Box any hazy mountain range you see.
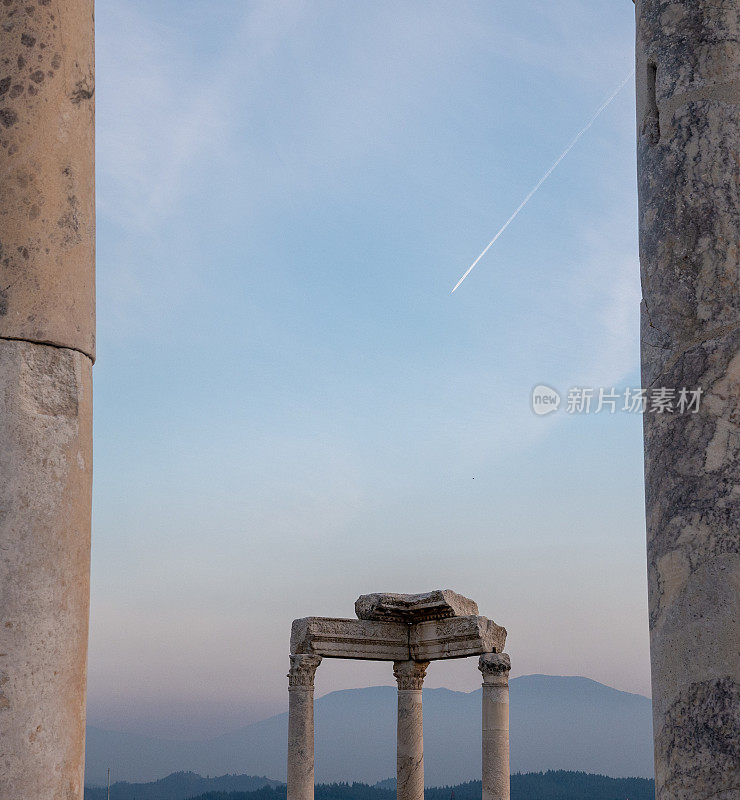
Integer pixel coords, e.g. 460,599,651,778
86,675,654,787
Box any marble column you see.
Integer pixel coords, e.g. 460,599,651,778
0,2,95,800
635,2,739,798
479,654,510,800
393,660,429,800
287,654,322,800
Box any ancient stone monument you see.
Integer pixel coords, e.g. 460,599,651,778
288,591,511,800
635,1,739,798
0,2,95,799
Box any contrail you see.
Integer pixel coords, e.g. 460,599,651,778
451,70,634,294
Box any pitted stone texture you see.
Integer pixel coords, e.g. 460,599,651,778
355,589,478,623
0,339,92,800
654,677,739,800
636,0,739,390
410,616,506,660
636,2,739,798
0,0,95,359
290,617,409,661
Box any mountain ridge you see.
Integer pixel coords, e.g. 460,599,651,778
86,675,654,786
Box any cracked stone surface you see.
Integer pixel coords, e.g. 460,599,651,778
0,0,95,360
636,1,739,797
0,3,94,799
0,339,92,800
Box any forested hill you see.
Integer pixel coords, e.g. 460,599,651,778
83,772,281,800
86,772,655,800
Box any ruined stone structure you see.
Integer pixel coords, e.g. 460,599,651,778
288,591,511,800
635,2,739,798
0,2,95,799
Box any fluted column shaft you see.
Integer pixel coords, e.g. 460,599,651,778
287,654,322,800
479,653,511,800
393,660,429,800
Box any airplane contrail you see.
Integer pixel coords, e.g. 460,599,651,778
451,70,635,294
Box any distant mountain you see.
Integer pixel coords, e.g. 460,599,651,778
85,675,654,786
86,772,656,800
84,772,281,800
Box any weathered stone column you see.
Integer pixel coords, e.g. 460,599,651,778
287,654,322,800
479,654,510,800
0,2,95,800
393,660,429,800
635,2,739,798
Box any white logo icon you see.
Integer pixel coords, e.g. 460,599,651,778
531,385,561,416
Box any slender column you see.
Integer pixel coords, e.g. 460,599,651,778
287,654,322,800
635,3,739,798
479,653,510,800
393,660,429,800
0,2,95,799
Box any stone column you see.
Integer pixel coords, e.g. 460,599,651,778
393,660,429,800
0,3,95,800
287,654,322,800
479,654,510,800
635,3,739,798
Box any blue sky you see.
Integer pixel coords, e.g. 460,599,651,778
88,0,647,739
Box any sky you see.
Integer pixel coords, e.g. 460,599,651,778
88,0,648,740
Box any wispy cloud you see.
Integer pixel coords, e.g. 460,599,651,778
97,0,633,232
97,1,309,230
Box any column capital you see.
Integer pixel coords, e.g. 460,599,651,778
287,654,322,688
393,660,429,690
478,652,511,685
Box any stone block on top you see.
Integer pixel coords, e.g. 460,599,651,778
354,589,479,623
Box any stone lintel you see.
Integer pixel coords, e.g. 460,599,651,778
355,589,478,623
409,615,506,660
290,617,409,661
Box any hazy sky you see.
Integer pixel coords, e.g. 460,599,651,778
89,0,647,740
